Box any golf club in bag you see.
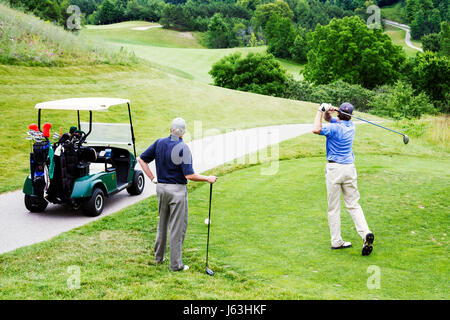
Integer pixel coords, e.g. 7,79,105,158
205,183,214,276
338,110,410,144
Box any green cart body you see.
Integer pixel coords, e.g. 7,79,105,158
23,98,145,216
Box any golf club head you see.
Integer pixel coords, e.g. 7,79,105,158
403,135,409,145
205,267,214,276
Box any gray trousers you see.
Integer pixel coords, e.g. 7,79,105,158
154,183,189,271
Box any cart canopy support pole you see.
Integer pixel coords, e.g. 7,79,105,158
127,103,137,157
38,109,42,131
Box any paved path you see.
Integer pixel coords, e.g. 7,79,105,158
0,124,312,254
384,19,423,52
131,25,162,31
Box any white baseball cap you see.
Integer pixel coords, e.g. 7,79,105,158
171,117,186,138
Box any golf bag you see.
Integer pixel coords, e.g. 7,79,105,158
30,141,50,198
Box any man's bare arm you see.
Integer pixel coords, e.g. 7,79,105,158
138,157,155,181
312,111,323,135
185,174,217,184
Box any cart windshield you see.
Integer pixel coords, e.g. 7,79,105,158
80,122,133,147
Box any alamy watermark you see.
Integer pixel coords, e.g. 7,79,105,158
366,5,382,30
67,265,81,290
169,121,281,176
367,265,381,289
66,5,82,31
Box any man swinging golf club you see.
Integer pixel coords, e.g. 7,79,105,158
312,103,375,256
138,118,217,271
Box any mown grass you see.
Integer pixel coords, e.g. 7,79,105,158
85,21,206,49
0,63,317,193
82,22,305,83
0,124,448,299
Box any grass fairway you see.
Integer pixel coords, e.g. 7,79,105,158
0,63,315,193
82,22,305,83
0,125,448,299
85,21,206,49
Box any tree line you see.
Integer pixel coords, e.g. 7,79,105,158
210,16,450,117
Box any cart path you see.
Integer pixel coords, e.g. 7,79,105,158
131,24,162,31
384,19,423,52
0,123,312,254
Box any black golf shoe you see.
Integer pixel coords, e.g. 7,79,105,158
362,233,375,256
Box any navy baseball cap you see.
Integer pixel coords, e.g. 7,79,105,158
339,102,354,115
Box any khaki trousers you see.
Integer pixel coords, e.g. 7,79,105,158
325,163,371,247
155,183,189,271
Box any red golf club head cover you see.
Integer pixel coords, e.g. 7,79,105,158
43,122,52,138
29,123,39,132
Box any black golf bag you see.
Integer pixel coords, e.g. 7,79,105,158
29,141,50,198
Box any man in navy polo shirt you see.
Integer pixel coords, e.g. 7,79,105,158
138,118,217,271
312,103,374,256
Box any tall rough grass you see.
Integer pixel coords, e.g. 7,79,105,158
397,115,450,152
0,3,137,66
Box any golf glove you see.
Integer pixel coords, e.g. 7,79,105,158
152,177,158,184
319,103,332,112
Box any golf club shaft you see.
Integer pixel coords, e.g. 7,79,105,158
206,183,213,267
338,110,407,137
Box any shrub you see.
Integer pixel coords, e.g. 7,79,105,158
209,52,290,97
369,81,435,119
284,79,375,112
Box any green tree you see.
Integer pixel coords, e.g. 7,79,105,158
304,16,406,89
410,51,450,112
422,33,441,53
441,21,450,56
264,14,296,59
290,25,308,63
97,0,120,24
252,0,294,29
206,13,232,48
209,52,290,97
237,0,262,11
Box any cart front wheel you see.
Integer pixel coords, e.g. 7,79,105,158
127,170,145,196
82,188,105,217
24,195,48,212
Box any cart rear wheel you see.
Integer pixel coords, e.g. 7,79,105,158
127,170,145,195
82,188,105,217
24,195,48,212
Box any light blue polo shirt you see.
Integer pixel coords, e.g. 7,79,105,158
319,118,355,164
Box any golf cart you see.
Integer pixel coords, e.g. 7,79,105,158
23,98,145,216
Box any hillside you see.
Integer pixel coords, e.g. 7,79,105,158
82,21,305,82
0,3,136,66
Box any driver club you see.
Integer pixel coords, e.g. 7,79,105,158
205,183,214,276
337,110,409,144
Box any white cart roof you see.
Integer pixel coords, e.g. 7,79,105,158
35,98,130,111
